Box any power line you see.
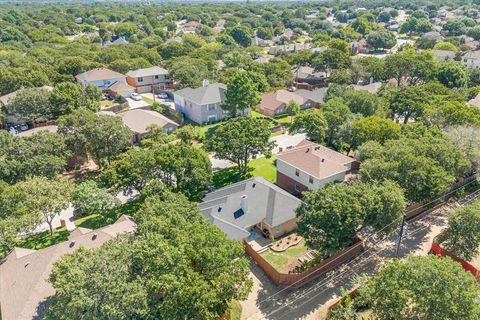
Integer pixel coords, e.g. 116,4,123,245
248,177,479,319
254,175,477,308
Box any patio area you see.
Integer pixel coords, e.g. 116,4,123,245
260,237,311,273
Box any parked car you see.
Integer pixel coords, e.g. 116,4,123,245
131,92,142,101
19,123,29,131
158,92,168,99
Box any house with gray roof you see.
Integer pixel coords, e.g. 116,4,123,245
295,87,328,106
117,109,179,143
174,82,241,124
198,177,302,241
462,50,480,69
432,49,456,61
0,215,136,320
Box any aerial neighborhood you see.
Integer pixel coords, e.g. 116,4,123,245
1,1,480,320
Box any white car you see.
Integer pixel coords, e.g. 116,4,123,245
130,93,142,101
157,92,168,99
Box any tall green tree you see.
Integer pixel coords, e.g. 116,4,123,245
442,199,480,261
205,117,274,176
222,71,260,116
296,181,405,255
17,177,73,236
46,191,252,319
319,98,352,147
290,109,327,142
366,30,396,50
0,131,70,184
72,180,118,218
229,26,252,47
436,61,469,89
361,256,480,320
9,87,53,123
348,116,401,150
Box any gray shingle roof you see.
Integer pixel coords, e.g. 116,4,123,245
174,83,226,105
295,88,327,104
126,66,169,78
0,215,136,320
199,177,301,241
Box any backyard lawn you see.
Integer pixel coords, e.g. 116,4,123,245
260,239,309,273
212,156,276,188
1,200,141,256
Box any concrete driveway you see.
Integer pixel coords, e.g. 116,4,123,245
271,133,306,154
126,97,149,109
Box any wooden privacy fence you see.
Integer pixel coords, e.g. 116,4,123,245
406,173,478,221
244,238,364,289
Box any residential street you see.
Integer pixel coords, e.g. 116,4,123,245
241,204,456,320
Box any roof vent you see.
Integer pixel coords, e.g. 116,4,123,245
218,207,222,212
69,240,76,248
24,262,30,268
202,79,210,87
306,148,310,153
252,183,256,188
321,158,325,162
92,233,97,240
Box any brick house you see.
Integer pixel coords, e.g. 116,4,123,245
198,177,302,241
257,89,313,117
276,140,359,196
126,66,173,93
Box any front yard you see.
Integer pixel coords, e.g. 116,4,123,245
260,238,309,273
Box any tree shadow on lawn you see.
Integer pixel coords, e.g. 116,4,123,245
213,167,253,189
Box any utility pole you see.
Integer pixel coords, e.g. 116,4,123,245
395,215,407,257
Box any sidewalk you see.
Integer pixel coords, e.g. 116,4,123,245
241,204,456,320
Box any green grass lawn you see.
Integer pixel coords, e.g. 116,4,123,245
15,228,70,251
212,156,276,188
260,240,308,273
1,200,141,257
229,301,242,320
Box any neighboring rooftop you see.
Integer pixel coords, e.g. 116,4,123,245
0,86,53,106
294,66,327,80
174,82,226,105
352,81,382,94
16,125,58,137
0,215,136,320
198,177,301,241
126,66,169,78
295,88,327,104
464,50,480,60
277,140,356,180
258,89,308,112
76,67,126,82
117,109,179,134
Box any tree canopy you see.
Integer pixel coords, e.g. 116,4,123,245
360,256,480,320
46,191,252,319
205,117,274,176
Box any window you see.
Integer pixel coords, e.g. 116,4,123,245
309,176,314,184
137,77,144,82
207,115,217,122
155,75,159,79
295,169,300,177
294,184,301,192
208,104,216,111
